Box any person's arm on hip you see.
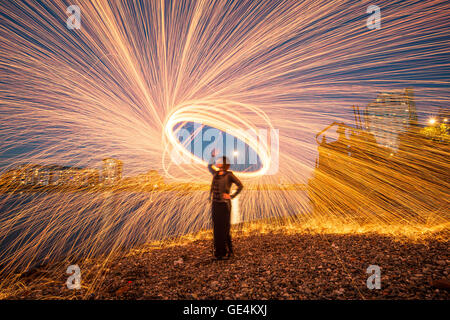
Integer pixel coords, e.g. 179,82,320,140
229,173,243,199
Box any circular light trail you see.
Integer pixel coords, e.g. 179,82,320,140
163,101,277,179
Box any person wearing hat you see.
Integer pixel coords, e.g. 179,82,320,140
208,149,243,260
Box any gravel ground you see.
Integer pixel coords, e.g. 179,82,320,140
5,232,449,300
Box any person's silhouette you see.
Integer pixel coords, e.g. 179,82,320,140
208,150,243,260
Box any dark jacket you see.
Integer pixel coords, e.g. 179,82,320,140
208,160,243,202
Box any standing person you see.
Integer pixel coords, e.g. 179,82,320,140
208,150,243,260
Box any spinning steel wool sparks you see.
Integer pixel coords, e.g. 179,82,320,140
0,0,448,295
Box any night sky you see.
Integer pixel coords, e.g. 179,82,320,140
0,0,448,176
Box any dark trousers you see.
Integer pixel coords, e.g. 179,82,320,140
212,201,232,258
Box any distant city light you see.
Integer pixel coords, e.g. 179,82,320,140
428,118,437,125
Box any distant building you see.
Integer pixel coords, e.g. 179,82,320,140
3,164,45,186
365,88,417,152
0,164,99,188
102,158,123,184
64,168,100,187
135,170,164,187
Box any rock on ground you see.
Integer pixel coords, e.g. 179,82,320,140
4,232,449,300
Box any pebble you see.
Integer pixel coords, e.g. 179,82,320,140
7,232,449,300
